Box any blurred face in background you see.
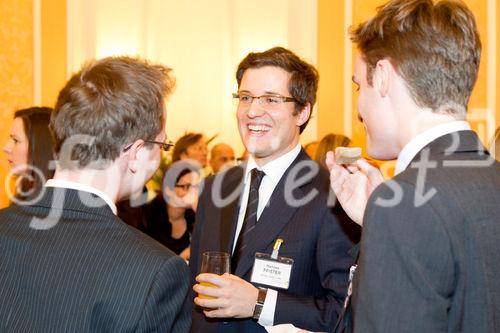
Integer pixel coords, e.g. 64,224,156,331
3,117,29,175
182,138,208,167
174,171,199,197
167,170,201,210
210,144,235,173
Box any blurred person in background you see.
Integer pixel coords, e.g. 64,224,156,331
140,162,201,261
304,140,318,159
172,132,208,168
209,142,235,174
3,107,54,201
314,133,351,170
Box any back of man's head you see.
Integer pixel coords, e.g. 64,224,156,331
351,0,481,118
210,143,235,173
235,47,319,133
51,56,175,169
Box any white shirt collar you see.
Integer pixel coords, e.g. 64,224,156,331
395,121,471,175
244,143,302,185
45,179,118,215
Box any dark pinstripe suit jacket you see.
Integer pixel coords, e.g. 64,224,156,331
351,131,500,332
0,187,191,332
190,149,360,333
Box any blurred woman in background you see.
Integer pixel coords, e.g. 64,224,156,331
3,107,54,201
140,162,201,261
314,133,351,169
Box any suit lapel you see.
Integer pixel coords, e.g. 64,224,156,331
234,150,315,277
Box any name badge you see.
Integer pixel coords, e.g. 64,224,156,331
250,252,293,289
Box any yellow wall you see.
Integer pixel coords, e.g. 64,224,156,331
497,0,500,134
41,0,67,107
317,0,345,138
0,0,34,207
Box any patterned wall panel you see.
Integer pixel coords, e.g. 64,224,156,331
0,0,33,207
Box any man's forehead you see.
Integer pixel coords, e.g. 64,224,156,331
240,66,291,86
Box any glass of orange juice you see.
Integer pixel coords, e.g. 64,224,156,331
199,251,230,299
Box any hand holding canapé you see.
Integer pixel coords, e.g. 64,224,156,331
325,150,383,226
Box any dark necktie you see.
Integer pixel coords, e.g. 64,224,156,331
231,168,266,272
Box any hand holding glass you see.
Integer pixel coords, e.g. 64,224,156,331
199,251,230,299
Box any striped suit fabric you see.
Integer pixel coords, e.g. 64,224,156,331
0,187,191,332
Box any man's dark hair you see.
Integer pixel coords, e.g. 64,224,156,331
171,132,204,162
14,107,54,197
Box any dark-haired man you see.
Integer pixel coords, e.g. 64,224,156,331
0,57,190,332
190,47,359,332
327,0,500,332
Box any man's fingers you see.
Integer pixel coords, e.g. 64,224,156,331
325,151,336,171
357,159,383,184
193,283,222,299
203,308,230,318
194,295,225,309
330,171,349,196
196,273,218,283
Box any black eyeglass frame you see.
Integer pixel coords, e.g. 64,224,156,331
123,140,174,152
174,183,199,191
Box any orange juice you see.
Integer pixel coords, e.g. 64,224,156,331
199,282,217,299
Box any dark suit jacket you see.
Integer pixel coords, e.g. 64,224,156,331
0,187,191,332
190,149,360,333
351,131,500,332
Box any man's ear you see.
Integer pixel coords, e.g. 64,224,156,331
296,103,311,128
124,139,145,173
374,59,393,97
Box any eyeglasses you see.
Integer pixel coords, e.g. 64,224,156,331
232,93,296,109
174,183,199,191
123,140,174,152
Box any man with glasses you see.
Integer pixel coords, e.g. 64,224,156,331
0,57,191,332
190,47,359,332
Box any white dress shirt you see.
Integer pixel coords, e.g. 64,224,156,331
232,143,301,329
45,179,118,215
395,121,471,175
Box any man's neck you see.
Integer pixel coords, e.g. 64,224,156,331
52,167,122,203
398,110,460,149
